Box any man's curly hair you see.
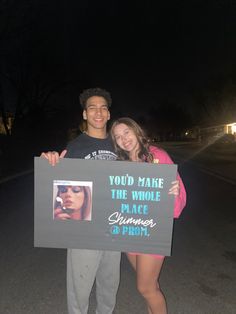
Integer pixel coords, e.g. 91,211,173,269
79,87,112,109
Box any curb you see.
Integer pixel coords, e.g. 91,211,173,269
0,169,33,185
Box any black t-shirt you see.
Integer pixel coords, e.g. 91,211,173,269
65,133,117,160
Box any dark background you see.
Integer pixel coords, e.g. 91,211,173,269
1,0,236,153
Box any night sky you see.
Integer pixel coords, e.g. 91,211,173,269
1,0,236,133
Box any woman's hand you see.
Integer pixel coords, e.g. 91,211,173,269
168,180,180,196
40,150,67,166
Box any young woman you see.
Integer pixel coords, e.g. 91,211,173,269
54,185,92,221
110,117,186,314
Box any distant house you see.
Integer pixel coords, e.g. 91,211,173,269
185,122,236,143
199,122,236,142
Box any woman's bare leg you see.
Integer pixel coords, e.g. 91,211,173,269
127,254,152,313
127,253,167,314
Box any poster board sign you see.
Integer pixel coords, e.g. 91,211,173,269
34,157,177,256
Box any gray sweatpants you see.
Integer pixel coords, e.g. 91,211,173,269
67,248,121,314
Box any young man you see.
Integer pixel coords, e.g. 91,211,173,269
41,88,121,314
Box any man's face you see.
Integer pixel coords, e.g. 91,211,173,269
83,96,110,132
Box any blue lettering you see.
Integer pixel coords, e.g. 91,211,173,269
122,226,149,236
132,190,160,201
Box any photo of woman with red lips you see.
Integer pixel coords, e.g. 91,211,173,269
53,183,92,221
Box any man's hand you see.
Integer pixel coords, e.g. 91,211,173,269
40,150,67,166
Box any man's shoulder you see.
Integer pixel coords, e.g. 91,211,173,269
65,133,88,158
67,133,86,147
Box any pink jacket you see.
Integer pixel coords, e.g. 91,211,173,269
149,145,186,218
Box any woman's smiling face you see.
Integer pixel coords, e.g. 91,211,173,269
112,123,140,155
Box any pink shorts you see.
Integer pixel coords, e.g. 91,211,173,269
127,252,164,259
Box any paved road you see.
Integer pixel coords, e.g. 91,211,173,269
0,157,235,313
160,142,236,185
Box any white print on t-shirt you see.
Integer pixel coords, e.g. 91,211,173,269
84,150,117,161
